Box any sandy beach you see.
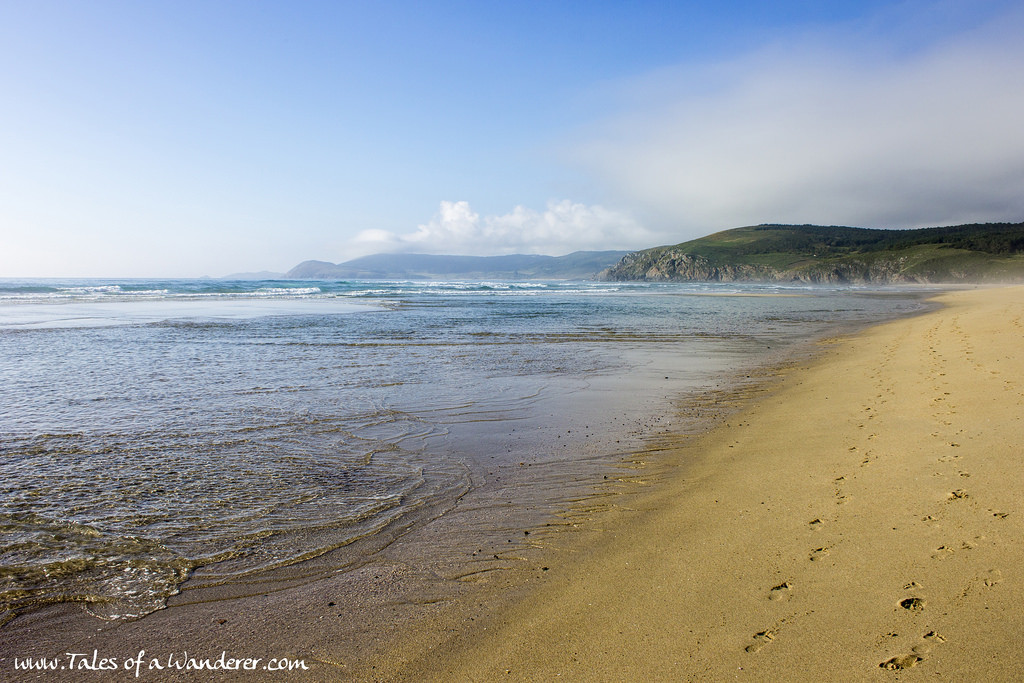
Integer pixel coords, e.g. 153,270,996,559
3,285,1022,682
388,284,1024,681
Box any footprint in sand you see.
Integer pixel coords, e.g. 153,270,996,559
880,631,945,670
768,581,793,601
744,629,776,653
809,547,830,562
983,569,1002,587
913,630,946,653
879,654,922,670
899,597,926,612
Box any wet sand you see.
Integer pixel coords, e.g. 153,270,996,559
392,285,1024,680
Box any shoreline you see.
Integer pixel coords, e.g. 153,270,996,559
0,306,806,681
0,286,954,681
386,284,1024,680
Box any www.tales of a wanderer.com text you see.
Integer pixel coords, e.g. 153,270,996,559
10,649,309,676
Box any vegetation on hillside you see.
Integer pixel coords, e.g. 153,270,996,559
600,222,1024,284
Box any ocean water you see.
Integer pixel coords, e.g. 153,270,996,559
0,278,928,624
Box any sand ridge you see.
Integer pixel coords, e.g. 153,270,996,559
398,285,1024,681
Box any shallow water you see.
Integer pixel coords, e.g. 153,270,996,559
0,279,928,623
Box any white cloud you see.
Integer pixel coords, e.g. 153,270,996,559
570,5,1024,235
349,200,654,256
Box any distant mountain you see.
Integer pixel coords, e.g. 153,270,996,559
286,251,630,280
599,222,1024,284
221,270,287,280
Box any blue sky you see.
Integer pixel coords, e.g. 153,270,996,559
2,0,1023,276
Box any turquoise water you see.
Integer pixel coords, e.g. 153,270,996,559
0,278,927,623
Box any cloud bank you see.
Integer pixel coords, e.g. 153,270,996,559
571,5,1024,235
350,200,653,256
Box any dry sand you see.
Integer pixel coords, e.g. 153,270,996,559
393,285,1024,681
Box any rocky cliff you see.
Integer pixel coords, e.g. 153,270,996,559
599,223,1024,284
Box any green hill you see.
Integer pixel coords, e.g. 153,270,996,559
599,223,1024,284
